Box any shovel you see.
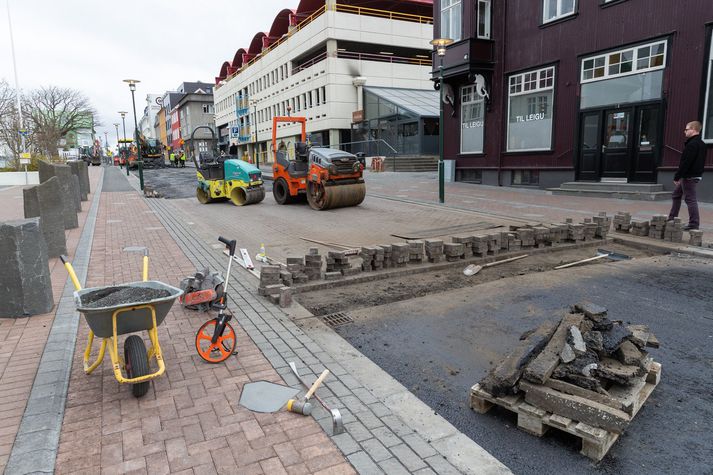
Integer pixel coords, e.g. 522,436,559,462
289,362,345,435
555,248,631,270
463,254,529,276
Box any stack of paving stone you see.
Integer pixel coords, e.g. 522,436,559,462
408,240,426,263
286,257,309,284
326,251,351,274
648,215,668,239
391,243,410,267
515,227,535,247
373,246,386,269
689,230,703,246
532,226,551,248
581,218,598,241
566,222,585,242
663,219,683,243
504,232,522,251
279,269,293,286
629,219,650,236
258,265,283,297
304,248,323,280
378,245,393,269
360,246,377,272
487,233,501,254
472,234,490,256
593,213,611,238
499,231,511,250
425,239,444,263
452,236,474,258
444,242,464,261
613,212,632,232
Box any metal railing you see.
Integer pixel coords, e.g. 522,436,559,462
334,3,433,24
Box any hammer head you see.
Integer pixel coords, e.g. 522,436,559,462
286,399,313,416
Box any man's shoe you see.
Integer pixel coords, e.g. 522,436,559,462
684,224,699,231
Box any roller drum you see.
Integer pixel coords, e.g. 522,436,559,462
196,187,213,204
230,186,265,206
308,182,366,210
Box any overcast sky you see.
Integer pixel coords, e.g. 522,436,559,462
0,0,290,148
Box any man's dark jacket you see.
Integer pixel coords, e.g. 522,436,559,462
674,134,707,181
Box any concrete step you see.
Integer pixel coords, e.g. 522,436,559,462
560,182,665,192
381,156,439,172
547,187,672,201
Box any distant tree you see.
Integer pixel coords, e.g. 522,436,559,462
26,86,98,159
0,79,27,166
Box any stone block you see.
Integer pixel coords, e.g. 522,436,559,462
279,287,292,307
40,163,79,229
0,218,54,317
71,174,82,212
67,160,88,201
23,177,67,257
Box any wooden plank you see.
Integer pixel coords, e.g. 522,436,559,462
519,381,631,433
479,319,558,397
544,378,628,413
523,313,584,384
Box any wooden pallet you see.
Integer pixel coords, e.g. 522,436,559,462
469,361,661,461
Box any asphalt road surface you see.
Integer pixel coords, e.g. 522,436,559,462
335,254,713,475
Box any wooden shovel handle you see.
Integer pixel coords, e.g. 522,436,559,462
554,254,608,270
305,370,330,400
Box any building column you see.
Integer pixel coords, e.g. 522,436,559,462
328,129,340,148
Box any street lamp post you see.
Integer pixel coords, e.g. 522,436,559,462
430,37,453,204
103,131,109,162
113,123,120,166
123,79,143,191
118,111,128,172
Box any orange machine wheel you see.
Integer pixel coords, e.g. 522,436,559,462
195,319,236,363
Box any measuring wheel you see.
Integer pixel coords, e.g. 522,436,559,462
124,335,151,397
195,319,236,363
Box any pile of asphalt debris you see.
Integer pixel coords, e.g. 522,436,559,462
480,302,659,399
80,286,171,309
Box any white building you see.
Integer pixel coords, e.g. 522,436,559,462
213,0,434,163
139,94,163,139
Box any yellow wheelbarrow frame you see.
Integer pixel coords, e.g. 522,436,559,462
61,250,180,393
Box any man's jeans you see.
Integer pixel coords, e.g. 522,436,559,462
668,178,701,227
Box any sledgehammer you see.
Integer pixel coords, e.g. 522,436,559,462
286,369,330,416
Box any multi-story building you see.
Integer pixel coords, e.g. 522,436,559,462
159,83,214,153
433,0,713,199
139,94,163,139
213,0,435,164
176,91,216,158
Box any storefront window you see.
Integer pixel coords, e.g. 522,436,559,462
441,0,462,42
703,33,713,142
461,85,484,154
581,40,667,83
507,66,555,152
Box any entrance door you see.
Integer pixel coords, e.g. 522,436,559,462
601,109,632,179
577,112,601,181
631,106,660,182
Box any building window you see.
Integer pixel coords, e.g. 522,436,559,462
581,40,666,83
512,170,540,185
704,32,713,142
477,0,491,39
441,0,462,42
542,0,576,24
460,85,485,154
507,66,555,152
455,169,482,183
321,86,327,104
202,104,212,114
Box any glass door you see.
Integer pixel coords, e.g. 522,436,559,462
601,109,632,179
631,105,660,182
577,112,601,181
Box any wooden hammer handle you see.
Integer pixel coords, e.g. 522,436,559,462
305,370,330,400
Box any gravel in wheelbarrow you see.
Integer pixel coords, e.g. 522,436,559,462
74,281,183,338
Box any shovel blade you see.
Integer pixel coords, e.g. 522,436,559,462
463,264,482,276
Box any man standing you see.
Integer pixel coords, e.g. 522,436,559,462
668,121,707,230
169,150,175,168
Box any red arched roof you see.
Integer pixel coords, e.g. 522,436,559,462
248,32,267,55
218,61,230,79
295,0,324,18
268,9,294,39
232,48,247,68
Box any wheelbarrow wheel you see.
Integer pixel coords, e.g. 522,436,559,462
125,335,150,397
195,319,236,363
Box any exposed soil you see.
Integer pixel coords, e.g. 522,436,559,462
296,244,660,316
80,286,171,308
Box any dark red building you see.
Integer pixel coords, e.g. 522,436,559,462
433,0,713,199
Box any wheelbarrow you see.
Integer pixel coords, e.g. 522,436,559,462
61,248,183,397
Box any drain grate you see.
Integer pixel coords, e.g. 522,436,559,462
320,312,353,328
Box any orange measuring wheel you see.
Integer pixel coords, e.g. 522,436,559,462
195,319,236,363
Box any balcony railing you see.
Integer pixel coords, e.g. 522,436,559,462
334,3,432,25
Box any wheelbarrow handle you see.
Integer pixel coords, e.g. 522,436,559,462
60,255,82,291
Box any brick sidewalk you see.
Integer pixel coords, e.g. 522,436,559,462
55,190,354,474
0,171,101,473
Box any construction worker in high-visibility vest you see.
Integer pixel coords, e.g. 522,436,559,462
179,150,186,168
169,151,176,167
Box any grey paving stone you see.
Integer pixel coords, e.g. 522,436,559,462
338,374,363,389
414,468,438,475
344,421,372,442
352,386,379,405
355,409,382,430
327,380,352,397
347,451,384,475
391,443,427,472
360,438,391,463
367,402,391,418
341,395,367,414
371,426,402,448
381,415,414,437
4,448,56,474
402,433,438,458
378,457,411,475
424,454,461,475
13,427,60,455
331,431,361,455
